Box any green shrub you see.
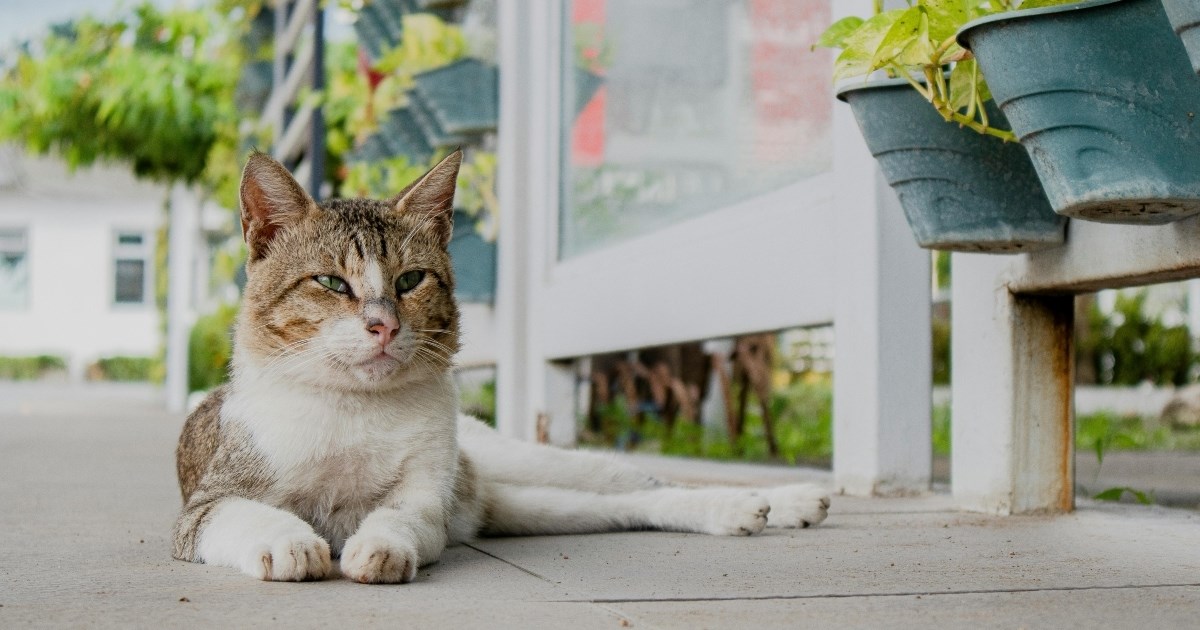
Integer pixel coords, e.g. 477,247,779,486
932,403,951,457
1086,291,1196,386
189,304,238,393
0,355,67,380
91,356,158,382
460,379,496,426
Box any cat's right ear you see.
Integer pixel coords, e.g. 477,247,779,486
239,152,316,260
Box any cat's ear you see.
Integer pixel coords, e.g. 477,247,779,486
239,151,317,259
390,150,462,247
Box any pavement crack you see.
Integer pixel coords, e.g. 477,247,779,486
569,582,1200,604
462,543,554,584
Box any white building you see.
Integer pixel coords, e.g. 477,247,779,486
0,147,166,379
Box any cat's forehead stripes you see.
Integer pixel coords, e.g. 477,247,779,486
361,257,387,298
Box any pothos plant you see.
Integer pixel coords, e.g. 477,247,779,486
815,0,1077,142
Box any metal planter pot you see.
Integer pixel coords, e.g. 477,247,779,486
1163,0,1200,75
959,0,1200,224
838,78,1065,253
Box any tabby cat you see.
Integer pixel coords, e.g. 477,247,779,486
171,151,830,583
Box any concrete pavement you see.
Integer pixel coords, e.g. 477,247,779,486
1,383,1198,628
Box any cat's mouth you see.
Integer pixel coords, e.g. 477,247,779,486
358,351,399,367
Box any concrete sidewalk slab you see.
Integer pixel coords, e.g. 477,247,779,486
2,384,1198,629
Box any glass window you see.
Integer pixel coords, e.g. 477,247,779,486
560,0,834,258
113,230,151,305
0,228,28,310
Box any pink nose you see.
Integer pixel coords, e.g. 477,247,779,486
366,318,399,347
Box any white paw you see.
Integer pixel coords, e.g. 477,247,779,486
340,534,418,584
704,491,771,536
762,484,831,529
246,533,331,581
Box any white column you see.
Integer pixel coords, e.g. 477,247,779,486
951,253,1074,514
165,184,198,414
832,166,932,496
495,0,558,441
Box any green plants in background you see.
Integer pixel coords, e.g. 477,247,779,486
89,356,159,382
188,303,239,393
0,355,67,380
1081,291,1195,387
0,3,244,189
582,380,834,466
459,379,496,427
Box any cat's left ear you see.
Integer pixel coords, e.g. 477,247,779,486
391,150,462,247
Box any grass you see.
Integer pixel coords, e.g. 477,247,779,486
581,379,833,466
582,380,1200,465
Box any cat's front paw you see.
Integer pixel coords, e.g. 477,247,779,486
762,484,831,529
703,491,770,536
340,535,419,584
248,533,332,581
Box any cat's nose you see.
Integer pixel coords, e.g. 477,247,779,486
366,317,399,347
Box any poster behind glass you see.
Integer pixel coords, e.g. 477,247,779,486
560,0,834,259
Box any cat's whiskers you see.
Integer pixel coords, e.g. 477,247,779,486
415,336,455,355
260,339,318,373
412,344,452,371
262,344,340,380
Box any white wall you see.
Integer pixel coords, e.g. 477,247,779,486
0,153,165,379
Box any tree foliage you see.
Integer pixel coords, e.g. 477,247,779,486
0,2,242,185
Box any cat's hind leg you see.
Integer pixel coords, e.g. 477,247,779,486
479,482,770,537
761,484,831,528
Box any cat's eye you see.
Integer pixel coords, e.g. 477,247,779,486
314,275,351,295
395,270,425,294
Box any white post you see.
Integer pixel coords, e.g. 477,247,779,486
165,184,198,414
951,253,1074,514
495,0,555,441
832,166,933,496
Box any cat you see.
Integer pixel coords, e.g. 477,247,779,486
171,150,831,583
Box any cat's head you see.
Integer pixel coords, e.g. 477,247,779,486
232,150,462,392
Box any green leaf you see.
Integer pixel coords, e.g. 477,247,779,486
922,0,972,43
814,16,864,50
871,7,926,71
832,10,902,81
1018,0,1079,8
1093,487,1153,505
948,58,991,111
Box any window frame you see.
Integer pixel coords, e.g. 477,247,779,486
111,229,153,308
0,226,30,311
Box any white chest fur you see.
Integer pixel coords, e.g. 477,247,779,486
221,372,459,549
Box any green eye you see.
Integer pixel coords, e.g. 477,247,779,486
395,270,425,294
315,275,351,295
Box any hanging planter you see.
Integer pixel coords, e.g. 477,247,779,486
959,0,1200,224
838,78,1065,253
1163,0,1200,75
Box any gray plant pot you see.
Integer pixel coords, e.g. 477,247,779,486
1163,0,1200,75
959,0,1200,224
838,78,1065,253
